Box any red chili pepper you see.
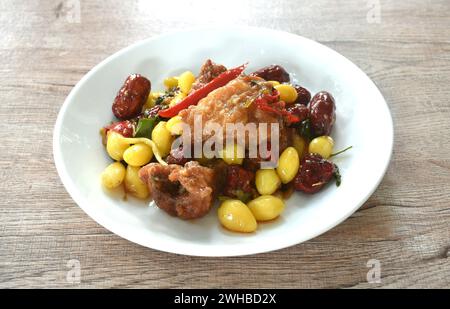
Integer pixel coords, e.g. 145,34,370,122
259,103,300,123
285,104,309,126
253,88,279,105
158,63,248,118
254,89,301,123
283,109,301,124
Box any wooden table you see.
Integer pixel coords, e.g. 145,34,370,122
1,0,449,288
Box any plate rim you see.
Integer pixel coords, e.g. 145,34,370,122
53,26,394,256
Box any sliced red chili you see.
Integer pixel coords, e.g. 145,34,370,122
285,104,309,126
254,89,301,123
158,63,248,118
253,88,280,106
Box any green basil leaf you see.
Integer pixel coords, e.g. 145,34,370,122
154,95,165,105
298,118,312,140
234,190,252,203
334,164,342,187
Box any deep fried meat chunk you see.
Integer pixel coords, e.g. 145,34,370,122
139,161,220,219
179,75,284,147
190,59,227,92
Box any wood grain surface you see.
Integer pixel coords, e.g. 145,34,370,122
1,0,449,288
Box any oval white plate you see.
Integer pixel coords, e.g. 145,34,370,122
53,27,393,256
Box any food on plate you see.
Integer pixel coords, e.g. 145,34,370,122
101,162,126,189
309,136,334,159
123,143,153,167
255,168,281,195
309,91,336,136
250,64,290,83
191,59,227,91
112,74,151,120
276,147,300,184
99,59,351,233
124,165,149,199
218,199,257,233
247,195,285,222
158,63,247,118
294,153,340,194
293,85,311,105
273,84,298,104
139,161,225,219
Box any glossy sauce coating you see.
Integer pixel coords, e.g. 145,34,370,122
251,64,290,83
294,153,338,193
309,91,336,136
112,74,151,120
293,85,311,105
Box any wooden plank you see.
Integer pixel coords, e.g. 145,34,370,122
0,0,449,288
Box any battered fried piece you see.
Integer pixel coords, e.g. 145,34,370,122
190,59,227,91
179,75,285,146
139,161,221,219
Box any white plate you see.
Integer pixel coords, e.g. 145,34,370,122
53,27,393,256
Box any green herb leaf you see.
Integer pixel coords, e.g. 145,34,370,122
298,118,312,140
154,95,165,105
134,117,157,138
218,195,230,202
334,164,341,187
234,190,252,203
155,89,178,106
330,145,353,157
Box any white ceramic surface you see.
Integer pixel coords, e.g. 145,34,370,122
53,27,393,256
